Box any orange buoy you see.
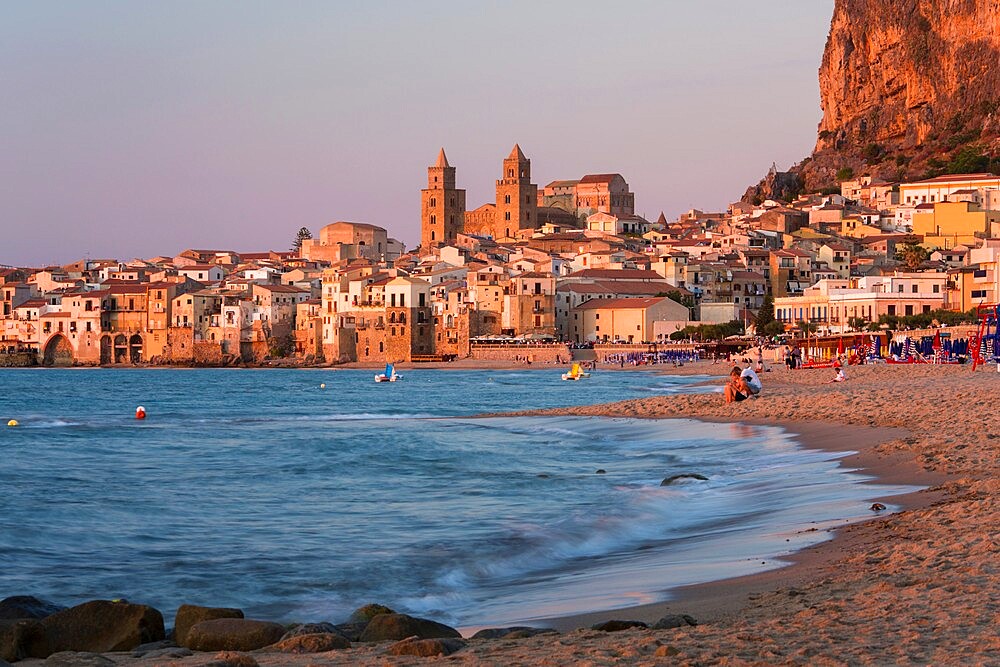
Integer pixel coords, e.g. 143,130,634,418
135,406,146,420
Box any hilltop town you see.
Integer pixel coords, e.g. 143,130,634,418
2,145,999,367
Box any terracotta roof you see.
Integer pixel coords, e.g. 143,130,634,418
576,297,669,310
905,173,999,185
565,269,664,280
579,173,622,184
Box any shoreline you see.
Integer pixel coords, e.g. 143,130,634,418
540,419,944,632
11,362,999,664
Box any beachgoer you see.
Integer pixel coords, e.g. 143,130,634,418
827,368,846,383
756,347,764,372
741,365,762,397
724,367,751,403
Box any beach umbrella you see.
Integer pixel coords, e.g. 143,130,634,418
872,334,882,358
837,336,845,355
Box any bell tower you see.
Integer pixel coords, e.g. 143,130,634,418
421,148,466,249
494,144,538,240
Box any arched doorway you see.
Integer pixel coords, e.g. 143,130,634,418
42,334,74,367
113,334,128,363
100,336,112,365
129,334,143,364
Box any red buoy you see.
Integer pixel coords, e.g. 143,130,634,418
135,406,146,420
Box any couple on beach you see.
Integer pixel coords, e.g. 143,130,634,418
724,365,762,403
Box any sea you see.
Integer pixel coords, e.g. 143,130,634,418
0,368,917,629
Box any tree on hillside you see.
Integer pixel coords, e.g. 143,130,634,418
894,243,930,270
291,227,313,254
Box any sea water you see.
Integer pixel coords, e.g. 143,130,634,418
0,368,915,627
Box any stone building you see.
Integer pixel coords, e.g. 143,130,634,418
464,145,538,240
421,148,466,249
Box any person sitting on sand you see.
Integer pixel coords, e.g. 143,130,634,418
826,367,846,383
724,367,751,403
740,364,763,397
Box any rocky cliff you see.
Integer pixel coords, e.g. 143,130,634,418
746,0,1000,200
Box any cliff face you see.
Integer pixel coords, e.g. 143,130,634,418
748,0,1000,199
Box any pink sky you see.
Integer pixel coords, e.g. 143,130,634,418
1,2,833,266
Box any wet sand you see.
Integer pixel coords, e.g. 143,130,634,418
29,361,1000,665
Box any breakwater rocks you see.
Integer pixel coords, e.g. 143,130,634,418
0,596,698,663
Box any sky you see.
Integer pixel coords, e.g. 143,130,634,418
1,1,834,266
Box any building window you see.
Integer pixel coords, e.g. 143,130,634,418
504,211,511,221
430,215,436,225
504,194,510,204
430,197,436,207
912,284,918,293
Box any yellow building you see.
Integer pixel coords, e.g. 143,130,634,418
574,296,690,344
911,201,1000,249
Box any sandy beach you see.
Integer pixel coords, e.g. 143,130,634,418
14,361,1000,666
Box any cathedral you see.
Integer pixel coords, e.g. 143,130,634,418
421,144,539,247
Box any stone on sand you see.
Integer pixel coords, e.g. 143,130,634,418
269,632,351,653
386,637,467,657
181,619,285,652
173,604,244,645
30,600,165,657
359,614,461,642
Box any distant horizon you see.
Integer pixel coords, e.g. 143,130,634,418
2,2,834,266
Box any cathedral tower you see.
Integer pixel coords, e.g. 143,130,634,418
494,144,538,240
421,148,466,248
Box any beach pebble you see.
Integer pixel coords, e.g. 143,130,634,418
660,473,709,486
1,619,42,662
204,650,258,667
386,637,467,657
652,614,698,629
347,603,396,624
0,596,65,621
41,651,114,666
359,613,461,642
32,600,164,657
270,632,350,653
139,647,194,659
131,638,179,657
471,626,559,640
591,620,649,632
654,645,681,657
174,604,244,646
182,619,285,652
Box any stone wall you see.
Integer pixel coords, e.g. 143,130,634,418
470,343,571,364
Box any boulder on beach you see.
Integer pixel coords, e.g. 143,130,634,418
269,632,350,653
591,620,648,632
347,603,396,624
29,600,164,658
333,622,369,642
653,614,697,629
386,637,466,657
359,614,461,642
660,473,708,486
1,619,43,662
470,626,559,640
279,622,341,641
173,604,244,646
0,596,65,621
181,619,285,652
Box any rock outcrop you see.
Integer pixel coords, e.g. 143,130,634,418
747,0,1000,198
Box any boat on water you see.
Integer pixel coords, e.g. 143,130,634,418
561,362,590,381
375,363,402,383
